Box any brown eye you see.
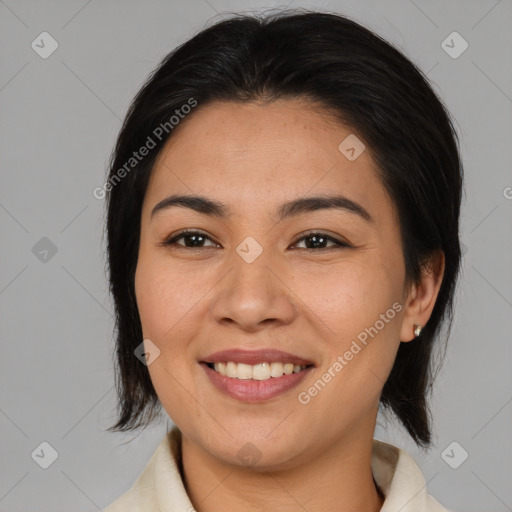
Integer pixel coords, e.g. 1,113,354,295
292,232,350,250
161,230,350,250
162,230,219,248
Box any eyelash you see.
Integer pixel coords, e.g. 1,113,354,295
160,229,351,251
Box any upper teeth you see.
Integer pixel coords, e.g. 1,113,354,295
212,362,307,380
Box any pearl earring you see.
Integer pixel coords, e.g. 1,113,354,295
413,324,423,337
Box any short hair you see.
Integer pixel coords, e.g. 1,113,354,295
105,9,463,447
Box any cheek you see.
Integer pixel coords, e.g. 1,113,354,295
295,258,402,343
134,253,208,422
135,252,206,341
291,259,404,408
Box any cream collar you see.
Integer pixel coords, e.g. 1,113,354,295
105,426,451,512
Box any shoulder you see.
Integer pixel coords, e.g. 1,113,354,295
372,438,452,512
103,428,188,512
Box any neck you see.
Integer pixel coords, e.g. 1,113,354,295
180,428,384,512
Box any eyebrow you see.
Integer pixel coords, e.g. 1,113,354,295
150,193,373,223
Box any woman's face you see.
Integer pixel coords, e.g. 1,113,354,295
135,99,428,469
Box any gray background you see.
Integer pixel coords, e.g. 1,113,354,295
1,0,511,510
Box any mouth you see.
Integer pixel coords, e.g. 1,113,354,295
203,361,313,380
199,349,315,402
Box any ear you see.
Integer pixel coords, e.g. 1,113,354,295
399,249,445,342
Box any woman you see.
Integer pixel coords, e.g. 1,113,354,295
103,9,462,511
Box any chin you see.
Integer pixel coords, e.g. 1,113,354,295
195,420,307,469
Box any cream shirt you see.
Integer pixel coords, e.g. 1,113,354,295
105,427,451,511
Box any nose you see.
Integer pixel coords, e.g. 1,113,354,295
210,248,297,332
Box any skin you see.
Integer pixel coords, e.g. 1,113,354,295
135,98,445,512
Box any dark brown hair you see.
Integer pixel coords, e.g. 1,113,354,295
105,9,463,447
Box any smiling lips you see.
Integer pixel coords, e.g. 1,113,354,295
201,349,315,402
211,361,308,380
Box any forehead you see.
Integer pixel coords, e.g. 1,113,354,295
146,99,391,220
